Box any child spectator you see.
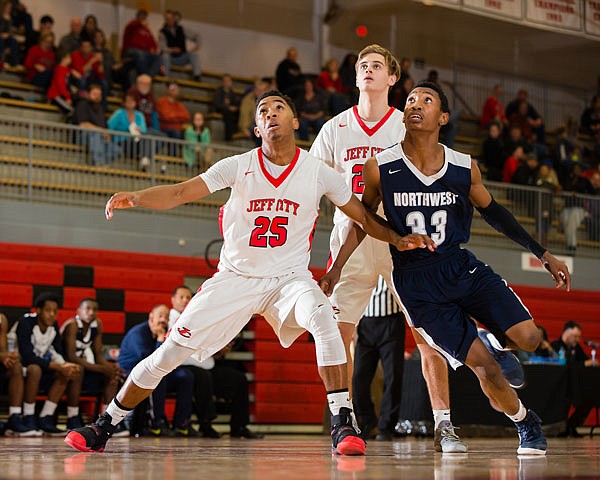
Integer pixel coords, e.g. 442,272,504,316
46,52,73,113
184,111,212,171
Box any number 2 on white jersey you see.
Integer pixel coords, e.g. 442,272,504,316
406,210,447,245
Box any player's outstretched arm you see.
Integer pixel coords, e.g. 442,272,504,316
105,176,211,219
469,160,571,291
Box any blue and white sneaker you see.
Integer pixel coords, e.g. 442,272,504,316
515,410,547,455
478,328,525,389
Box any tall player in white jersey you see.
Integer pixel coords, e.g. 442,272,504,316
311,44,467,452
65,90,434,456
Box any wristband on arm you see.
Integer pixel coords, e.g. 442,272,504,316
476,198,547,260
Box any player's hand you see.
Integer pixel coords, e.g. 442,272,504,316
541,252,571,291
319,267,342,297
60,362,81,379
105,192,136,220
395,234,437,252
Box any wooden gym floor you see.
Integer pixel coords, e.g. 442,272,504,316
0,435,598,479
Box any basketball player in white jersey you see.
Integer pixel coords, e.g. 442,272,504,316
65,90,434,455
311,44,467,452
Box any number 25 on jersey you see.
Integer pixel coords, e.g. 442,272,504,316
249,216,288,248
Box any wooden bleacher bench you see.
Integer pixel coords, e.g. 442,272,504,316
0,96,59,112
0,79,44,94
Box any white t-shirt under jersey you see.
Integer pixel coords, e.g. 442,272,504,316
200,147,352,278
310,106,405,240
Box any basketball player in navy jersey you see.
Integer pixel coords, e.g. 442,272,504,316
321,82,571,455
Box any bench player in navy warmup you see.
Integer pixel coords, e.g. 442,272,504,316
64,90,434,455
321,82,571,455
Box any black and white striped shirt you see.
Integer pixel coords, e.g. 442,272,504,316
363,276,401,318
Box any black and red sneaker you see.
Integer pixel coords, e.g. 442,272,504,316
64,412,116,452
331,407,366,456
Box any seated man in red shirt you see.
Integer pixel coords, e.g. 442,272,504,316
121,9,162,77
71,39,107,108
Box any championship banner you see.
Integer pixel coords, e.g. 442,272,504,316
585,0,600,35
464,0,524,19
526,0,583,30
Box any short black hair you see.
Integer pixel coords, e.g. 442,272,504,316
563,320,582,332
412,81,450,114
78,297,98,307
40,15,54,24
256,89,297,118
172,285,193,296
34,292,59,309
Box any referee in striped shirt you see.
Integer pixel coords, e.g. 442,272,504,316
352,276,406,441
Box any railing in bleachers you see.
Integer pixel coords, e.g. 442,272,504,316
0,115,598,256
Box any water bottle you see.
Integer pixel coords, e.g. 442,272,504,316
558,348,566,365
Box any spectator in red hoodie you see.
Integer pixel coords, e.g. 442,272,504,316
315,58,350,116
70,39,107,108
121,9,162,77
47,52,74,113
156,82,190,139
24,32,55,89
480,84,507,129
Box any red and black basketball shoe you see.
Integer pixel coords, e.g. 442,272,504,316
64,412,116,452
331,407,366,456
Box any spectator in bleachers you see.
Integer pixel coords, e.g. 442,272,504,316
156,81,190,139
57,17,81,59
502,145,525,183
0,311,38,436
480,84,507,129
73,84,121,166
389,57,411,110
184,111,212,172
79,14,98,44
128,74,163,136
561,164,596,252
159,9,201,81
553,118,583,185
108,92,151,171
535,161,561,244
275,47,304,100
505,88,544,143
168,287,262,439
17,292,82,435
121,9,162,78
238,78,268,145
61,299,122,421
580,95,600,137
503,123,532,159
213,73,240,141
46,52,73,113
296,77,326,142
118,304,194,436
507,100,534,142
339,52,358,106
481,121,504,181
511,152,539,186
587,171,600,242
93,29,118,92
9,1,32,42
70,38,106,105
316,58,350,116
551,320,598,437
24,14,53,54
0,1,21,67
24,31,55,88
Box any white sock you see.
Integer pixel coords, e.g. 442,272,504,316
433,409,451,429
506,401,527,423
327,389,351,416
40,401,58,417
9,406,22,416
23,402,35,416
67,406,79,418
106,399,133,426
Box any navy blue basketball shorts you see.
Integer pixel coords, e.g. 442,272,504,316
392,248,532,369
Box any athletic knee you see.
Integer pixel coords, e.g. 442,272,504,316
516,328,541,352
26,364,42,380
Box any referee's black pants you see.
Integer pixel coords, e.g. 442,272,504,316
352,313,406,433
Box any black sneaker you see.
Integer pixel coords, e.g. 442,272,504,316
67,415,85,430
5,414,41,437
64,412,116,452
331,408,366,456
39,415,66,437
200,423,222,438
230,426,263,439
515,410,547,455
